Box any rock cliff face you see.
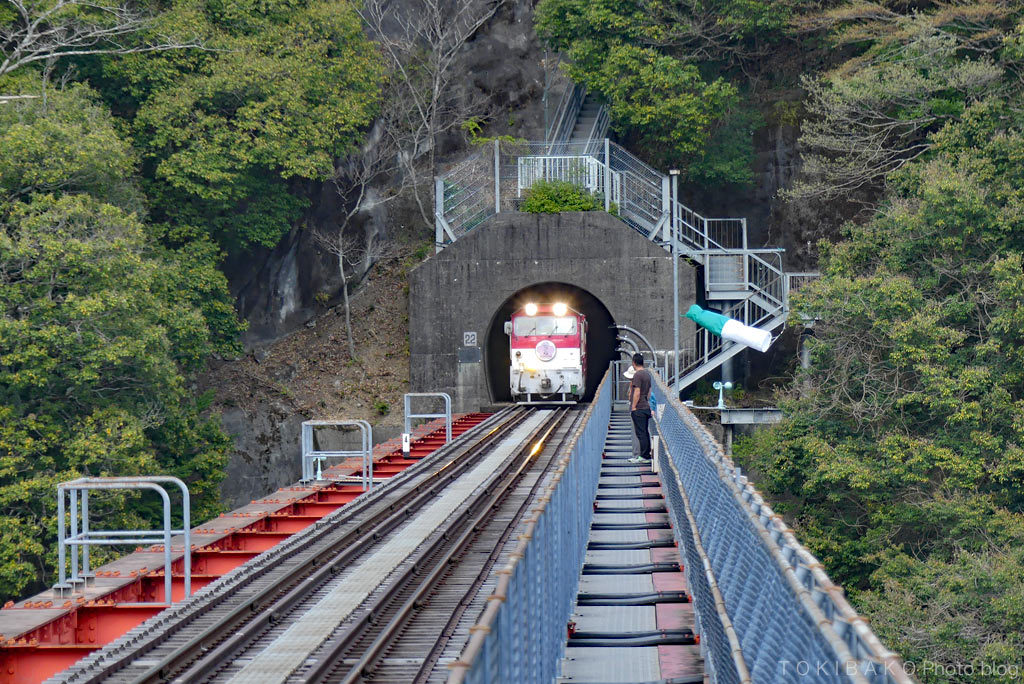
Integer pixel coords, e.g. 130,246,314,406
679,119,806,266
207,247,418,507
226,0,558,349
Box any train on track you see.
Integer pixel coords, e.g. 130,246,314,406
504,301,587,404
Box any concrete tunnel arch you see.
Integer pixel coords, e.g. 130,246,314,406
483,282,616,403
408,212,697,412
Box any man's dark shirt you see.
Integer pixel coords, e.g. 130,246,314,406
629,368,651,411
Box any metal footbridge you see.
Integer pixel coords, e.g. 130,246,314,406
0,369,911,683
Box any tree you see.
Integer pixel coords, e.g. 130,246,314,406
0,82,138,209
312,228,389,361
791,27,1002,201
787,4,1022,203
0,85,242,601
97,0,383,250
0,193,240,600
735,104,1024,680
535,0,758,185
360,0,505,227
0,0,201,87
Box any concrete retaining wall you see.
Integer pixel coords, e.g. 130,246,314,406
409,212,697,411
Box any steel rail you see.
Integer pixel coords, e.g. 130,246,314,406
140,407,536,684
63,407,525,684
303,407,578,684
408,405,584,684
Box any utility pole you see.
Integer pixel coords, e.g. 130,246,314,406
669,169,681,388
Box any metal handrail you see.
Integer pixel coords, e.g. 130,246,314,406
301,420,374,489
584,105,610,145
450,368,612,683
651,374,913,683
404,392,453,443
546,83,586,145
54,477,191,604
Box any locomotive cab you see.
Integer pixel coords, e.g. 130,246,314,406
504,302,587,404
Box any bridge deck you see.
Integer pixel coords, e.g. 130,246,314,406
559,407,703,683
0,414,490,684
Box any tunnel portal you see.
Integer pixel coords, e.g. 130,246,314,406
484,283,616,403
409,211,697,412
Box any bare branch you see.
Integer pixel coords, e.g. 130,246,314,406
0,94,40,103
312,227,392,361
0,0,203,82
359,0,505,228
786,26,1002,203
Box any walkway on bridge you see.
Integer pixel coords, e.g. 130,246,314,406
1,370,911,684
559,406,701,683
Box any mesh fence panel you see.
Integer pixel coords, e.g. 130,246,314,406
462,372,612,684
650,376,912,684
439,152,493,239
497,140,611,214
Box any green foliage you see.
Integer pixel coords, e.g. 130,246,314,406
787,3,1024,203
858,545,1024,680
521,180,604,213
0,85,140,211
590,44,741,167
0,85,243,602
687,104,761,187
96,0,382,249
735,106,1024,679
535,0,770,185
0,194,239,600
713,0,790,35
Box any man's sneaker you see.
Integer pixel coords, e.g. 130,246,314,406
628,456,649,464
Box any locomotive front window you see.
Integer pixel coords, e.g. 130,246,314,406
514,316,577,337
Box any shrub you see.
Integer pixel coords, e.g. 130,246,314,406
520,180,604,213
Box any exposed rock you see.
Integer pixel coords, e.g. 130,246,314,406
220,403,306,508
226,1,561,348
205,250,415,505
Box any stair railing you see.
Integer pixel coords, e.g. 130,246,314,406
545,83,586,146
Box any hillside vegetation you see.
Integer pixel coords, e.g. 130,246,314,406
535,1,1024,679
2,0,1024,678
0,0,378,600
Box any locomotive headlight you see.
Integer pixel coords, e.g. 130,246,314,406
552,302,568,317
524,302,538,316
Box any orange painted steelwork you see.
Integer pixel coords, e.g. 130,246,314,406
0,413,491,684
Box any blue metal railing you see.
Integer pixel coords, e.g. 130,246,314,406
450,370,612,684
650,374,913,684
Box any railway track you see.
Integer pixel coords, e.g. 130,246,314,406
305,406,582,684
53,405,579,684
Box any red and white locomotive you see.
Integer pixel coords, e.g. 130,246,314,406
504,301,587,404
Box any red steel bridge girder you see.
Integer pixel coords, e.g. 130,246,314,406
0,412,490,684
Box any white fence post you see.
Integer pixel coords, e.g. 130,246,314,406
603,138,611,213
434,177,445,252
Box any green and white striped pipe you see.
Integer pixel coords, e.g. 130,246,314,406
685,304,772,353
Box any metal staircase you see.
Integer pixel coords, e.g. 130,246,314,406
545,84,609,150
436,85,815,392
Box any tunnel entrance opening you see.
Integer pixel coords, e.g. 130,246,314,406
484,282,616,403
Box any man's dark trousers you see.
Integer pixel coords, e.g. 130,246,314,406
631,408,652,460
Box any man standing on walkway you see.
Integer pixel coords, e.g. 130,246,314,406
627,353,652,464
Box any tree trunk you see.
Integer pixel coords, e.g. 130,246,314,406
339,256,356,360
